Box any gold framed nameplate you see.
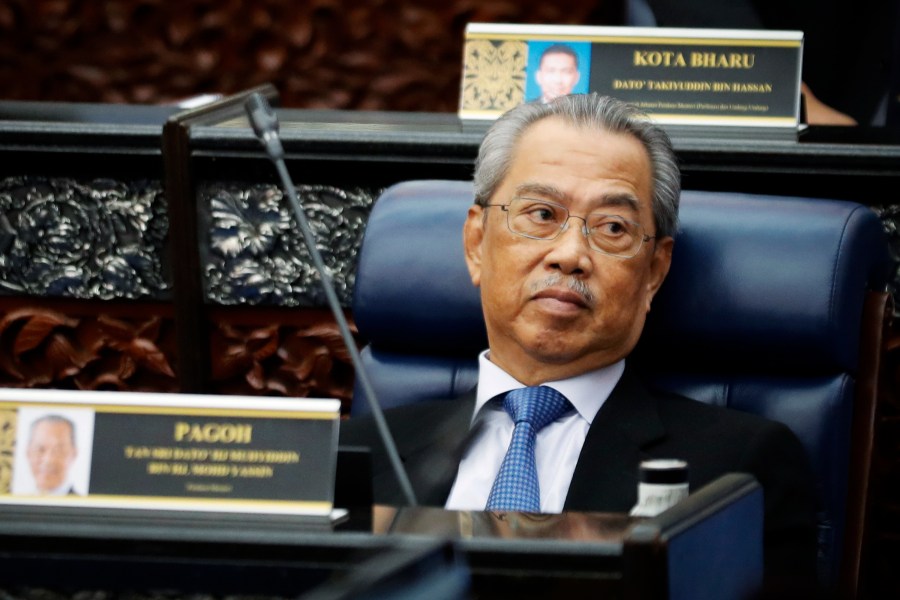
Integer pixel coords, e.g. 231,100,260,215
460,23,803,128
0,388,340,517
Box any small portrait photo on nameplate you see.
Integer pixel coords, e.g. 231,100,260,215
460,23,804,129
0,388,341,518
525,41,592,104
10,407,95,497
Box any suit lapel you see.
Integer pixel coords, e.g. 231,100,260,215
398,391,476,505
394,371,668,510
565,368,666,512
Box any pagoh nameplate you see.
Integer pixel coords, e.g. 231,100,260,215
460,23,803,128
0,388,340,516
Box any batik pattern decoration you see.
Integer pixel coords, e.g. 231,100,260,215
0,409,16,494
460,40,528,113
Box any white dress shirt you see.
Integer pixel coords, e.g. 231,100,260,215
19,479,76,496
445,352,625,513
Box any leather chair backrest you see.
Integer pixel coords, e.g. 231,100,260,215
351,179,892,586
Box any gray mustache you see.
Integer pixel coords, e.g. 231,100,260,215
530,274,595,307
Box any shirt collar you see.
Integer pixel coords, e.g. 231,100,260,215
474,350,625,425
36,480,73,496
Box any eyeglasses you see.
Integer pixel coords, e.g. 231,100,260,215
485,197,655,259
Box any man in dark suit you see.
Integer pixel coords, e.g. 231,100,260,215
341,93,817,584
25,414,80,496
532,44,582,104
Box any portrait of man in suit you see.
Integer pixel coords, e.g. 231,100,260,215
526,42,590,104
12,409,93,496
342,94,817,585
27,415,79,495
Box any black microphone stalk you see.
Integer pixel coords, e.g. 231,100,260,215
244,93,418,507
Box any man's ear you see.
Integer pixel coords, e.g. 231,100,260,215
644,236,674,312
463,205,485,287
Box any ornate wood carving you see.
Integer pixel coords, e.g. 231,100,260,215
200,182,376,306
0,176,170,300
0,303,178,392
873,204,900,305
208,308,358,412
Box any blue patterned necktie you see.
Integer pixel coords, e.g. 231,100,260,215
485,386,573,512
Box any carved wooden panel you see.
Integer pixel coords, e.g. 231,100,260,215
200,181,376,306
0,0,615,111
873,204,900,304
0,301,178,392
0,176,170,300
208,308,358,413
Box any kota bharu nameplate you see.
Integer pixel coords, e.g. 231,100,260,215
0,388,340,516
459,23,803,128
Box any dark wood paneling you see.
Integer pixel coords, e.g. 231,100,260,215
0,0,620,111
208,307,359,413
0,298,177,392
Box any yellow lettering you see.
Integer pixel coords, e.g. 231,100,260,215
646,80,712,92
634,50,686,67
173,422,253,444
690,52,756,69
147,462,171,474
152,447,173,459
190,463,230,476
613,79,645,90
174,422,190,441
730,82,773,93
186,482,233,493
234,465,274,478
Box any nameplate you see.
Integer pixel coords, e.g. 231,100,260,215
0,388,340,516
459,23,803,128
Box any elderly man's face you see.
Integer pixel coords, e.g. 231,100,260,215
27,421,77,493
535,53,580,102
464,117,673,384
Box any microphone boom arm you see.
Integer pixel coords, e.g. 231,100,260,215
244,93,418,507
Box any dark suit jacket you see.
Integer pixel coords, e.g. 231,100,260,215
340,368,818,582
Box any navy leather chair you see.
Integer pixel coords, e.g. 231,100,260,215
351,180,892,595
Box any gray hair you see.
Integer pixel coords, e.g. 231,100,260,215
473,94,680,238
30,414,76,447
